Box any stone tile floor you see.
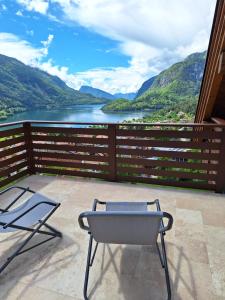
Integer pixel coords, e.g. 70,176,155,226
0,175,224,300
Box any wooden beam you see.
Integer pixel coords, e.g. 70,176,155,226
195,0,225,122
211,117,225,125
218,51,225,74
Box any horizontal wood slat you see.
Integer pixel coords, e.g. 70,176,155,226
0,162,28,177
32,143,109,154
117,175,214,190
117,157,218,171
0,170,28,189
31,126,109,136
116,129,223,139
0,145,27,158
33,151,109,162
0,153,27,168
0,127,24,139
35,159,109,171
32,135,108,145
35,167,110,180
117,166,216,181
0,136,25,148
116,138,221,149
116,148,220,160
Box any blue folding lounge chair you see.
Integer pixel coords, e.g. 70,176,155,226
0,186,62,274
78,199,173,300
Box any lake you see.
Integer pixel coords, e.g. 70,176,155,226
1,104,148,124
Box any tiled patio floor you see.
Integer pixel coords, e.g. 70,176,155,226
0,175,224,300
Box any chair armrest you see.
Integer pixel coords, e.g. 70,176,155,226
155,199,161,211
159,212,173,233
147,199,159,206
92,199,99,211
92,199,106,211
78,213,90,231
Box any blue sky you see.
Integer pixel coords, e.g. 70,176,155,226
0,0,216,93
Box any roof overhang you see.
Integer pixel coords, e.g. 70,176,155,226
195,0,225,123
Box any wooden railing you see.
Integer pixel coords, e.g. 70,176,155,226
0,121,225,192
0,122,28,188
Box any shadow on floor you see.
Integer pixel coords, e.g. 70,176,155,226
0,231,79,300
87,242,197,300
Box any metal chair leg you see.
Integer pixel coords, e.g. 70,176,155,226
90,241,99,267
156,241,165,268
43,222,62,237
84,235,93,300
0,206,62,275
160,233,171,300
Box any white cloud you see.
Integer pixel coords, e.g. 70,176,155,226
47,0,216,92
26,29,34,36
1,4,7,11
17,0,49,14
16,10,24,16
59,0,215,50
40,60,85,89
0,32,81,91
39,59,148,93
41,34,54,49
0,33,53,66
9,1,217,92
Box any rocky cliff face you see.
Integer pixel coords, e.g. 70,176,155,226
135,75,157,98
102,51,207,112
151,52,206,89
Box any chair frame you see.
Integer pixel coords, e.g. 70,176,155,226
79,199,173,300
0,186,62,274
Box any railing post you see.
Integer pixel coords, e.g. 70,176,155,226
108,124,117,181
23,121,35,175
216,127,225,193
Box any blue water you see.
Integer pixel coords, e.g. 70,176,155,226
1,104,148,124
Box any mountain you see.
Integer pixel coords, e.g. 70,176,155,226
114,92,136,100
135,75,157,98
79,85,115,100
102,51,206,112
79,85,136,100
0,54,108,119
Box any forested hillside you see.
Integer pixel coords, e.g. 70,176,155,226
0,54,108,119
102,51,206,121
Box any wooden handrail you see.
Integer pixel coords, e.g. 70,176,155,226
1,120,225,128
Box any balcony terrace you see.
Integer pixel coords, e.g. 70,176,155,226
0,120,224,299
0,174,224,300
1,1,225,298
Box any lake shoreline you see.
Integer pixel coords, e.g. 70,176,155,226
1,104,149,124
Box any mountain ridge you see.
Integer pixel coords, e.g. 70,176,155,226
79,85,136,100
102,51,206,112
114,92,136,100
79,85,115,100
0,54,108,119
135,75,157,98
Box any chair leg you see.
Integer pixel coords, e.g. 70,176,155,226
90,241,99,267
156,241,165,268
159,233,171,300
84,235,94,300
42,222,62,237
0,206,62,275
0,252,17,274
0,225,43,274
